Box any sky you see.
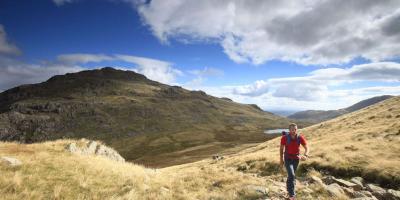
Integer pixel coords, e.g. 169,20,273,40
0,0,400,112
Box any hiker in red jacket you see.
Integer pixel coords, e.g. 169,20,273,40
280,123,310,200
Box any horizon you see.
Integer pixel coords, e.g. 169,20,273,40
1,0,400,111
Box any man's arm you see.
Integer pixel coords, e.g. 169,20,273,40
301,143,310,160
280,143,284,167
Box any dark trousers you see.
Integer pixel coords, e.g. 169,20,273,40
284,158,299,197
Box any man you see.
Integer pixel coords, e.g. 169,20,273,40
280,123,310,200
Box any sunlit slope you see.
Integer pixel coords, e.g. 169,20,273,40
220,95,400,188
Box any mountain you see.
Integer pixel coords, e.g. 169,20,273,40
288,95,394,123
0,67,300,167
269,109,301,117
0,96,398,199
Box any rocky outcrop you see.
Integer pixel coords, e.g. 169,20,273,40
66,140,125,162
0,156,22,166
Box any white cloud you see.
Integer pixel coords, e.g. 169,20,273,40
310,62,400,82
54,53,183,84
135,0,400,65
115,54,183,84
185,67,224,87
0,53,184,91
183,61,400,110
232,80,268,97
186,84,400,111
233,62,400,101
188,67,223,77
53,0,76,6
57,54,114,64
0,25,21,55
0,56,83,91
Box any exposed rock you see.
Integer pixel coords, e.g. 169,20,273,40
343,187,357,198
95,144,125,162
309,175,325,187
387,189,400,200
212,155,224,161
212,181,223,188
366,184,387,200
333,177,362,191
322,175,335,185
351,177,365,189
353,190,373,198
351,197,378,200
326,183,346,197
66,140,125,162
0,156,22,166
360,190,376,198
237,164,249,171
244,185,268,195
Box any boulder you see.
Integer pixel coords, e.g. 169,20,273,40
0,156,22,166
333,177,363,191
343,187,356,198
66,140,125,162
95,144,125,162
310,175,325,186
322,175,335,185
326,183,346,197
351,177,365,189
353,190,374,198
366,184,387,200
387,189,400,200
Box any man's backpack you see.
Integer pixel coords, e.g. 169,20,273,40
282,131,301,145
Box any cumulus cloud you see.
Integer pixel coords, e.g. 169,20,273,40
57,54,114,64
135,0,400,65
53,0,76,6
225,62,400,102
184,67,224,87
0,56,83,91
55,53,183,84
115,54,183,84
0,25,21,55
188,67,223,77
310,62,400,82
0,53,184,91
232,80,268,97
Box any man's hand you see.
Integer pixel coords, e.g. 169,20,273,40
300,155,309,161
280,159,284,169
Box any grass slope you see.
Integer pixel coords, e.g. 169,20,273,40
0,96,398,199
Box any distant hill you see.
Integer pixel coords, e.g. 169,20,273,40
288,95,394,123
269,110,300,117
0,67,300,167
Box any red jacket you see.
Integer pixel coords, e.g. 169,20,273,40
281,134,307,159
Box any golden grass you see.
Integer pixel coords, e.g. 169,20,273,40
0,96,398,199
216,96,400,188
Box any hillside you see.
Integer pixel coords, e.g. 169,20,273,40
288,95,394,123
0,67,300,167
0,96,398,199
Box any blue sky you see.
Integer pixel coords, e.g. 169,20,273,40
1,0,400,111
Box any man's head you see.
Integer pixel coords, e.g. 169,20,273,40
289,123,297,136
